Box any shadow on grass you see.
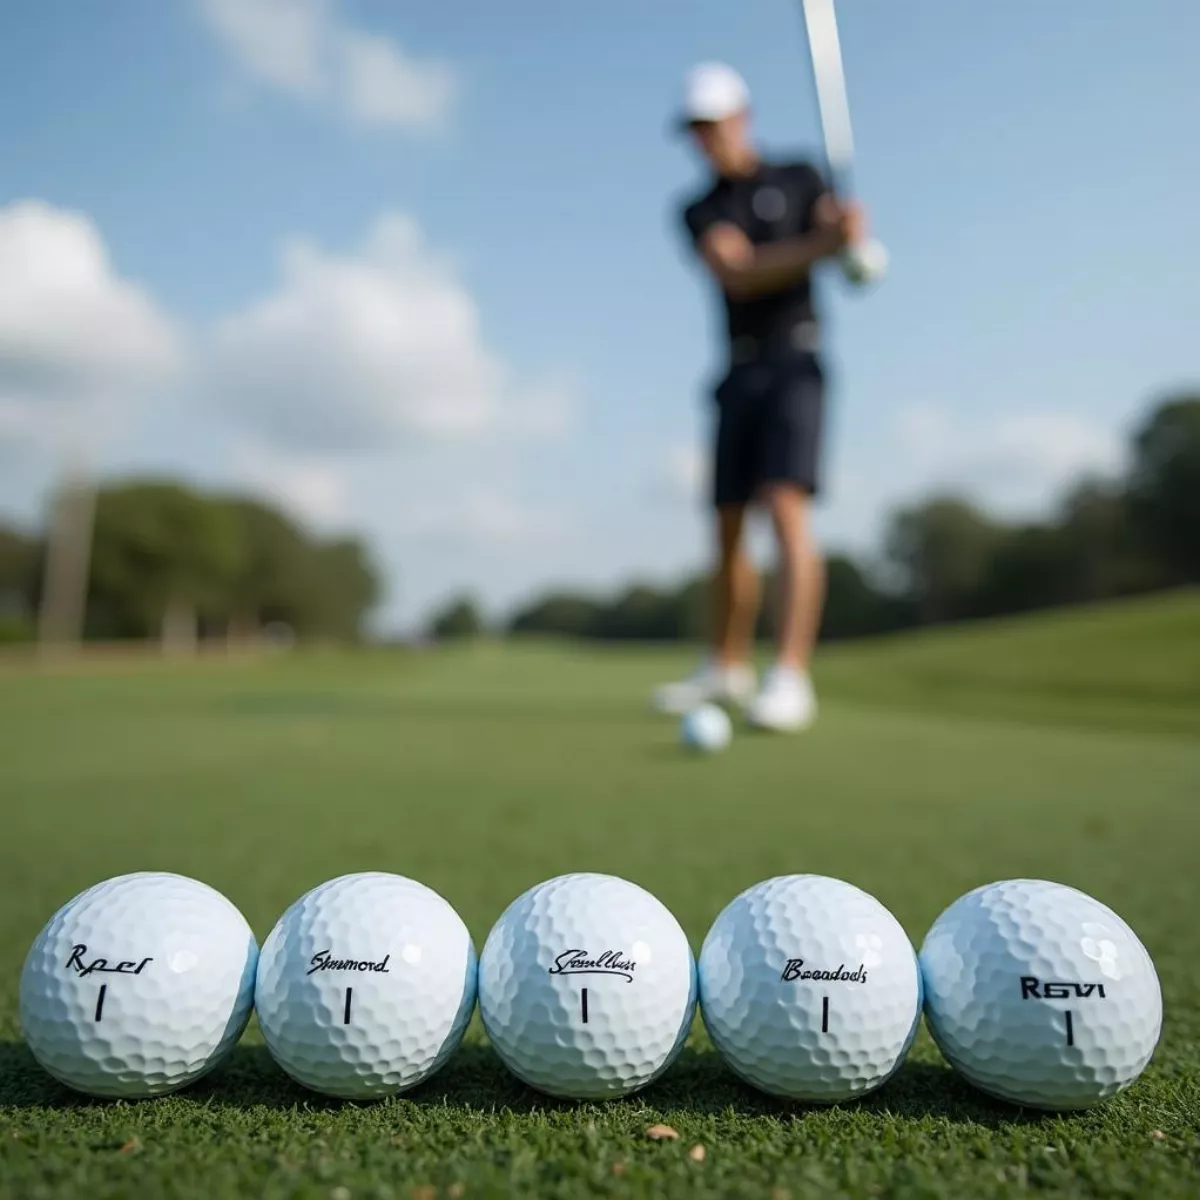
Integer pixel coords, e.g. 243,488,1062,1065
0,1039,1049,1130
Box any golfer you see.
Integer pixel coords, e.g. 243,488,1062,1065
654,63,868,731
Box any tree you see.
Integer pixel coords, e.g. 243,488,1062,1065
820,555,915,640
429,594,484,639
0,523,39,641
88,481,245,642
591,585,678,640
304,538,380,641
1058,479,1163,601
970,524,1077,617
1126,396,1200,580
508,593,601,638
216,498,312,638
79,483,380,645
885,497,1002,624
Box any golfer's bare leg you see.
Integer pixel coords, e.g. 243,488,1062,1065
715,503,759,666
761,483,824,669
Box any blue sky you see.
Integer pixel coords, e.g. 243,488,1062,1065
1,0,1197,628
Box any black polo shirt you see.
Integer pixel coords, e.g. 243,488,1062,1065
682,159,827,349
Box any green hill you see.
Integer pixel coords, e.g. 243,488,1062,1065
815,588,1200,736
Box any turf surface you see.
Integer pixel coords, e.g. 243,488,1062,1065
1,592,1198,1199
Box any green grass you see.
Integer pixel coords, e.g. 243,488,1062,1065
1,591,1198,1199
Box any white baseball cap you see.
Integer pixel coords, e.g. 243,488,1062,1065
678,62,751,127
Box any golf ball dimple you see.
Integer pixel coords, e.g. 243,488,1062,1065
255,872,477,1099
919,879,1162,1110
19,872,258,1098
699,875,921,1102
681,704,732,753
478,873,697,1099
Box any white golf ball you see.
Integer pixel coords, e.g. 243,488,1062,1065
478,873,697,1099
19,872,258,1098
255,873,476,1099
681,703,732,753
920,879,1162,1109
699,875,921,1102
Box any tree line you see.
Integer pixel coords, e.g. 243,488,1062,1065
430,393,1200,642
0,481,379,645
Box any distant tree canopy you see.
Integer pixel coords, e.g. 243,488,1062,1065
1127,396,1200,581
2,393,1197,648
0,524,39,640
0,479,380,644
504,393,1200,644
428,594,485,640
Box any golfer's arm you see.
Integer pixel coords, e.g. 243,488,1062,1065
699,223,834,301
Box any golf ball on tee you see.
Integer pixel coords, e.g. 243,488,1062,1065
920,879,1162,1109
255,872,477,1099
699,875,921,1102
19,872,258,1098
478,873,697,1099
680,703,732,753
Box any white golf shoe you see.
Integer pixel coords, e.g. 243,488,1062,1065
748,666,817,732
651,660,756,715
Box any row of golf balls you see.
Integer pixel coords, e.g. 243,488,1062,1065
20,871,1162,1109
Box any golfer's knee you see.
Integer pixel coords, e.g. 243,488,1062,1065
716,504,748,557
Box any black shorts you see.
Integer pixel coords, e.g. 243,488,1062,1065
712,353,826,507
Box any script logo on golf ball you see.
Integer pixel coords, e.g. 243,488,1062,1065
549,948,638,981
64,945,155,976
781,958,868,983
307,950,393,973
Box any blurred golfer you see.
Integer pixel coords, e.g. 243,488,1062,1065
654,63,866,731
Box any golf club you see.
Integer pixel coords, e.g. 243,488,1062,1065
800,0,889,284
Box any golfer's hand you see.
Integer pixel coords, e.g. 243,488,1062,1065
812,194,862,256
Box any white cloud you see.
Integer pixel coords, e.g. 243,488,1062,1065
398,489,571,548
337,30,456,131
0,201,182,455
894,404,1123,512
0,201,181,397
0,198,586,629
198,0,325,95
208,212,571,451
197,0,456,132
231,441,349,529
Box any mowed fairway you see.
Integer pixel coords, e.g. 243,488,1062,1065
1,593,1198,1199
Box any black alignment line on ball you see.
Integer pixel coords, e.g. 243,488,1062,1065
581,987,589,1024
821,995,830,1033
94,984,107,1022
343,987,353,1025
1065,1010,1075,1047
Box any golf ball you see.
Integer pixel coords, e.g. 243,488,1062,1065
920,879,1162,1109
19,872,258,1098
699,875,921,1102
681,704,732,753
255,872,476,1099
478,873,697,1099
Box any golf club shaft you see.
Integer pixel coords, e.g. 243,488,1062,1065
800,0,887,283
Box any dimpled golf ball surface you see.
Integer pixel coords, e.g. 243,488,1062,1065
478,873,697,1099
681,704,732,753
255,873,476,1099
19,872,258,1098
699,875,921,1101
920,879,1162,1109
